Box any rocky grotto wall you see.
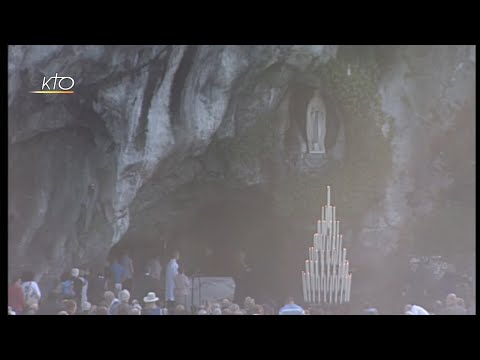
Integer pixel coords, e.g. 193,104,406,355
8,45,475,295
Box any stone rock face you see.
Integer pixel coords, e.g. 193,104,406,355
8,45,474,286
352,45,475,269
8,45,338,278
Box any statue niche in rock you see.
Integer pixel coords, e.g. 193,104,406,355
306,89,327,154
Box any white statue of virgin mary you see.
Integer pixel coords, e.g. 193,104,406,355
306,89,326,154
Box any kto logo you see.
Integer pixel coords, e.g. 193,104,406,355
30,73,75,94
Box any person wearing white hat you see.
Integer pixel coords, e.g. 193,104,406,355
142,292,162,315
404,304,430,315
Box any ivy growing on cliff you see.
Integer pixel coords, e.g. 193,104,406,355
273,51,393,233
212,113,278,182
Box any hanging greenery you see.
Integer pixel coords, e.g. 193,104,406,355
273,49,394,233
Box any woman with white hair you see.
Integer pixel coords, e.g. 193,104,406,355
104,291,119,315
110,289,131,315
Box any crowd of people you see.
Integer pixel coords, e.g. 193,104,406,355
7,249,475,315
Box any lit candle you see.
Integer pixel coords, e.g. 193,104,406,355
345,274,349,302
329,274,333,304
348,274,352,302
320,250,325,277
339,275,343,304
337,237,342,265
311,271,315,303
306,272,310,303
326,250,331,275
325,275,329,303
334,274,339,304
310,261,315,280
337,221,340,240
323,275,327,303
302,271,307,303
317,275,321,303
326,205,330,229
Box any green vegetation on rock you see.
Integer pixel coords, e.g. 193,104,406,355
273,50,394,233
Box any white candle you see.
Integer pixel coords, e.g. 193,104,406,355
311,271,315,303
317,220,321,235
325,275,329,303
345,275,349,302
322,206,325,221
306,272,310,303
344,274,348,301
339,275,343,304
327,185,330,206
337,238,342,265
310,261,315,292
323,276,327,303
305,260,309,274
302,271,307,303
334,274,339,304
329,275,333,304
348,274,352,302
326,250,331,274
345,261,349,276
326,206,330,229
333,206,336,225
337,221,340,240
320,250,325,277
313,262,317,302
314,233,319,249
317,275,321,303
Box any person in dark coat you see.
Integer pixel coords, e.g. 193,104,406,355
233,250,252,304
134,265,158,301
87,272,107,305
